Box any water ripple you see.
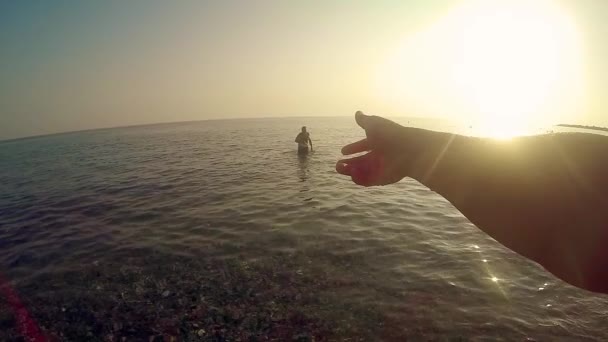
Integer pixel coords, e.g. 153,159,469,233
0,117,607,340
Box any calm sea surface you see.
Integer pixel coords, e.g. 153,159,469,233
1,117,607,341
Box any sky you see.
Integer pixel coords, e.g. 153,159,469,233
1,0,608,140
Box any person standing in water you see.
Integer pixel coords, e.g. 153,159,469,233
295,126,313,154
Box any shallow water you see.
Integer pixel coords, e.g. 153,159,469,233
1,117,607,341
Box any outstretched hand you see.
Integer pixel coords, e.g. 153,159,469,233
336,111,425,186
336,111,608,294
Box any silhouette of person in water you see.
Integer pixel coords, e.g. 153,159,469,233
337,111,608,294
295,126,313,155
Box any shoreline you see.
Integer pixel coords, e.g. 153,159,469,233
557,124,608,133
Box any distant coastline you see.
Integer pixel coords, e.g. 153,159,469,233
557,124,608,133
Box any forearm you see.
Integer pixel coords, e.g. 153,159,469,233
408,132,608,292
407,133,545,256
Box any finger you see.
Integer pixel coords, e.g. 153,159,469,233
351,165,374,187
356,111,402,135
337,160,371,186
336,152,373,176
337,154,379,187
338,153,369,166
355,110,370,130
351,153,385,187
341,138,369,155
335,160,352,176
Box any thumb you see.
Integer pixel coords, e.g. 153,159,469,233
356,110,392,134
355,111,372,130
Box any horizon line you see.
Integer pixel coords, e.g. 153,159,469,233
0,114,445,144
2,115,599,144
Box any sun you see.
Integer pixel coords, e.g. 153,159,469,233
475,119,529,140
376,0,585,139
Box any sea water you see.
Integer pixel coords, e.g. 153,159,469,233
0,117,606,340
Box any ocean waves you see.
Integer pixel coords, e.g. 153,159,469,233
1,117,607,340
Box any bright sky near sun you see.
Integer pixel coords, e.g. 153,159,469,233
1,0,607,140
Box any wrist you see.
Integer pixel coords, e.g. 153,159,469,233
406,129,465,184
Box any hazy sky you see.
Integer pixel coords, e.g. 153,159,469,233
1,0,607,140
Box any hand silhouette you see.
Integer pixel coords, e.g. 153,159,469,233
336,111,428,186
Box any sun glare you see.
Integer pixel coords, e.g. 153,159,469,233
476,120,528,140
376,0,585,139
